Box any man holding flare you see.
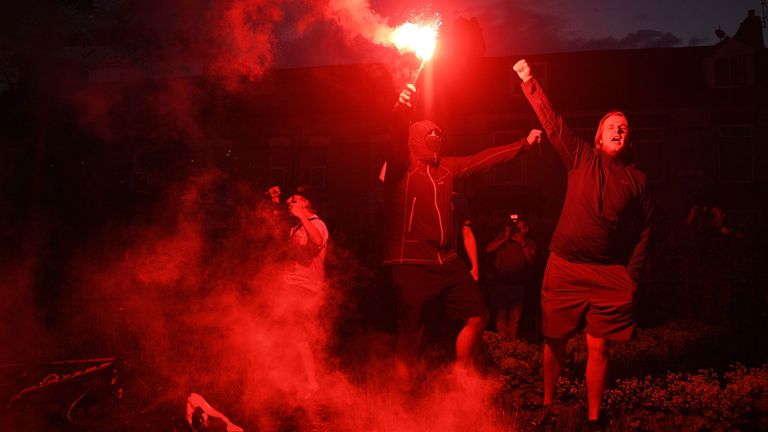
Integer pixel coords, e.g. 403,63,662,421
382,82,542,388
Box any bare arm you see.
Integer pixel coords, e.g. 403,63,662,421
462,223,480,281
295,214,324,248
287,199,326,249
486,227,511,253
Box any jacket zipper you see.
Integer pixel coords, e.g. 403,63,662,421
427,165,444,264
407,197,416,232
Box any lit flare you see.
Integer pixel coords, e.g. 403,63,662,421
391,18,441,62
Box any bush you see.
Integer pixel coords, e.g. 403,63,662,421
569,320,727,376
484,321,768,431
599,365,768,431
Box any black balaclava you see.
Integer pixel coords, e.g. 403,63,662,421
408,120,442,164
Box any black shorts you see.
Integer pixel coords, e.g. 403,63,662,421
541,253,637,341
392,258,488,334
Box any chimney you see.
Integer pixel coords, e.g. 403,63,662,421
734,9,765,48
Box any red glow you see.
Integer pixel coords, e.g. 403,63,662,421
209,0,284,89
25,168,512,430
391,18,441,61
4,1,517,429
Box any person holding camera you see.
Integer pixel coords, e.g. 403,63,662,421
514,59,653,430
486,215,536,340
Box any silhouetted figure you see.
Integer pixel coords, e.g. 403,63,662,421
486,215,536,340
515,59,653,430
685,205,744,325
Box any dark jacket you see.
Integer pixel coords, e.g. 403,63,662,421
520,78,652,285
383,118,528,266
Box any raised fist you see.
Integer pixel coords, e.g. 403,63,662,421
395,84,417,111
526,129,543,147
513,59,533,82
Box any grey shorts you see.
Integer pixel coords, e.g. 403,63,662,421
541,253,637,341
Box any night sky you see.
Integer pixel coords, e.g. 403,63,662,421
277,0,764,67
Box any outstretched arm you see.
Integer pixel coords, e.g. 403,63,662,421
514,59,588,171
447,129,541,178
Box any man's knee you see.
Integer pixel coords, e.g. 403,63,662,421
543,336,569,365
586,334,609,359
466,314,489,330
545,336,568,351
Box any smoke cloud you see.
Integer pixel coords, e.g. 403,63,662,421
2,1,512,429
29,169,509,430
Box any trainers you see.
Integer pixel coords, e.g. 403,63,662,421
528,403,561,427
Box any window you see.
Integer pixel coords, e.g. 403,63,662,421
307,136,330,190
267,137,292,183
675,129,708,177
268,136,292,164
268,137,291,148
269,167,287,187
715,56,746,86
708,55,754,88
309,166,327,189
718,125,753,183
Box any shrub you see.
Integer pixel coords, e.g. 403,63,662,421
484,321,768,431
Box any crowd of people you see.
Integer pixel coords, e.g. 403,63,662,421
260,58,755,431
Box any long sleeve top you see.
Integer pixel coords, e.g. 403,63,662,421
383,116,529,266
521,78,652,284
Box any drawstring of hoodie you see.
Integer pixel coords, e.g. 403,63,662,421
426,164,445,247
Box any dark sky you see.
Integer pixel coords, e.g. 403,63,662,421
277,0,764,67
0,0,763,92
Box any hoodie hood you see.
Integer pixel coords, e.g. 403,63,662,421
408,120,442,164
